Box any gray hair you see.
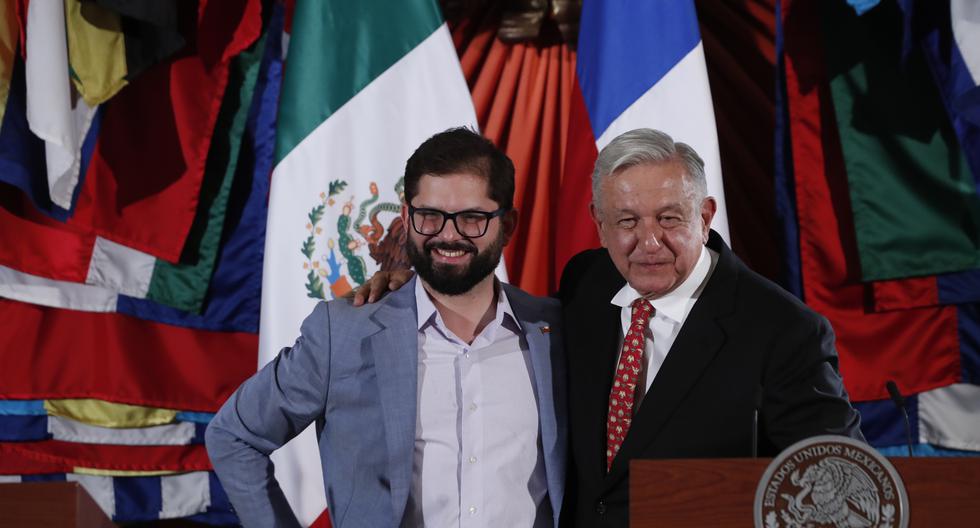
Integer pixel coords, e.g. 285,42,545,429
591,128,707,210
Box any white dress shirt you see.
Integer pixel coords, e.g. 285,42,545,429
610,245,718,408
402,279,549,528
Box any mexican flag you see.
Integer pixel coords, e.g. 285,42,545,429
260,0,477,524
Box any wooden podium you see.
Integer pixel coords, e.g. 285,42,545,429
631,457,980,526
0,481,115,527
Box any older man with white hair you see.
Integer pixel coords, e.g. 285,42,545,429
559,128,863,527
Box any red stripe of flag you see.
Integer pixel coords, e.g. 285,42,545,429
0,196,94,282
872,277,940,312
0,299,257,412
0,442,69,475
554,79,599,290
0,441,210,474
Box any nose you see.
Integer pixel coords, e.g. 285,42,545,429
434,218,463,241
638,219,662,250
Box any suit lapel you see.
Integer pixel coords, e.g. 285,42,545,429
511,291,560,482
519,307,559,467
585,301,621,477
365,279,420,521
505,284,567,523
566,254,625,482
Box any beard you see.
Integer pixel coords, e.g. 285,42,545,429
406,233,504,296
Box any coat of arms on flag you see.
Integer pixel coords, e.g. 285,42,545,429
300,178,408,300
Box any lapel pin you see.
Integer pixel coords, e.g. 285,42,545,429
540,325,551,334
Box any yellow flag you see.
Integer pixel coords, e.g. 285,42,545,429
45,398,177,428
74,467,180,477
0,0,18,125
65,0,127,106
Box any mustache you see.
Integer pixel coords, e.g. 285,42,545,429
424,240,476,253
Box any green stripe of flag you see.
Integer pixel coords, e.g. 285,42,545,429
145,31,266,312
274,0,443,163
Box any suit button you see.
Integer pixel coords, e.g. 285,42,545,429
595,500,606,515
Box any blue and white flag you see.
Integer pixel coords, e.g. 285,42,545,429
556,0,728,272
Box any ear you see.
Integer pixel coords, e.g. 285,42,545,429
699,197,717,243
401,203,410,230
501,208,519,242
590,202,608,248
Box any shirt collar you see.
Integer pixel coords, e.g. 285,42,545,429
415,277,520,342
610,244,714,324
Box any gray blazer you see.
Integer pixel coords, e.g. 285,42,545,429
206,277,567,527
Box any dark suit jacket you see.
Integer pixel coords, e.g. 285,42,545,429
557,230,863,528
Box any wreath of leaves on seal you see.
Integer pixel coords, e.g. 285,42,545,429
302,180,348,299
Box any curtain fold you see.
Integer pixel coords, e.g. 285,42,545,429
452,8,577,295
450,1,784,294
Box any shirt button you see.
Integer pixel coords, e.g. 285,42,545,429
469,456,477,463
469,403,477,411
469,506,477,515
596,500,606,515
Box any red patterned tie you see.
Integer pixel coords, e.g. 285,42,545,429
606,298,653,471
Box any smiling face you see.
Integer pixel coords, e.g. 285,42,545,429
403,172,516,296
591,160,715,299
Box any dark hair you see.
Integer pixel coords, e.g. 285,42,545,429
403,127,515,210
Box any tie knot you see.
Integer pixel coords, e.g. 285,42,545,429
630,298,653,324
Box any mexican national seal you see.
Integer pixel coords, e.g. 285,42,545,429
754,435,908,528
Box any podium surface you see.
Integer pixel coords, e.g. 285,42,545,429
0,481,116,527
631,457,980,527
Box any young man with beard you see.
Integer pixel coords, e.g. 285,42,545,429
206,128,566,528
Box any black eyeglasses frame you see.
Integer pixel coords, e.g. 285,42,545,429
407,205,510,238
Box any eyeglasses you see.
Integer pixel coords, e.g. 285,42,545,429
408,205,509,238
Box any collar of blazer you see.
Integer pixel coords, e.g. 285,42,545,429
366,274,557,339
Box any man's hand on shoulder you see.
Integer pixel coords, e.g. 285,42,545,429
349,269,415,305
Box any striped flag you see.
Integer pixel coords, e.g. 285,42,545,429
555,0,729,280
0,470,234,524
782,0,980,456
0,2,277,525
0,394,234,524
260,0,477,523
0,30,265,314
856,383,980,455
